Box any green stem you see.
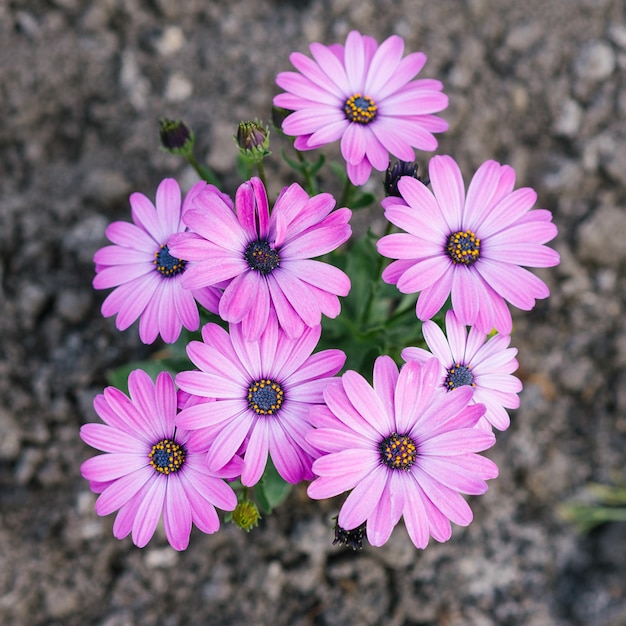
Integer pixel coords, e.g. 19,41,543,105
187,152,221,187
256,159,267,189
360,220,394,327
339,177,355,208
295,150,317,195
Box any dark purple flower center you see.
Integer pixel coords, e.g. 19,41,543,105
149,438,185,475
446,230,481,265
379,433,417,470
154,244,187,277
344,93,378,124
245,240,280,275
247,378,284,415
445,363,475,390
333,522,367,550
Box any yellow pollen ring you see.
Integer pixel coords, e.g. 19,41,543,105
149,438,185,475
446,230,481,266
380,433,417,470
247,378,285,415
344,93,378,124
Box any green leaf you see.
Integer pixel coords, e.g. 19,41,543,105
106,359,179,394
254,459,292,514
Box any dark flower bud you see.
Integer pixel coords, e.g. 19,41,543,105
271,106,292,133
235,120,270,161
383,160,428,197
333,521,367,550
159,118,194,155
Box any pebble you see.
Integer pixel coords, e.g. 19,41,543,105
552,98,583,137
578,205,626,267
505,22,542,52
0,408,22,461
164,72,193,102
119,49,150,111
608,22,626,49
574,39,616,82
144,547,179,568
154,25,184,56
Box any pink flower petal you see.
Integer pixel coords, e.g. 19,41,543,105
428,155,466,232
131,474,167,548
337,466,387,529
162,474,192,550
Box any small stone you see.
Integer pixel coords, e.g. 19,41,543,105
164,72,193,102
14,447,45,485
505,22,542,52
574,40,616,82
578,205,626,267
608,22,626,49
84,169,131,204
44,586,80,620
18,283,49,321
0,408,22,461
120,49,150,110
552,98,583,137
154,25,185,56
56,290,92,324
145,547,178,568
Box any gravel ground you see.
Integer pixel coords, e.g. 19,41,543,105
1,1,626,625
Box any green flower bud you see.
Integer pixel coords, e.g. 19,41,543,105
232,499,261,532
235,120,270,161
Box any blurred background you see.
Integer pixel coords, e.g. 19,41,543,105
1,0,625,624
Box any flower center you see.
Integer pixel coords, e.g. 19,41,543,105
244,240,280,275
344,93,377,124
247,379,284,415
446,230,481,266
149,438,185,475
379,433,417,470
445,363,475,390
154,244,187,277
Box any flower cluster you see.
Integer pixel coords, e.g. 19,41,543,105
81,30,559,551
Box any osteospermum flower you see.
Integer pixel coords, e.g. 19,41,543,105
93,178,222,344
80,370,241,551
168,177,352,340
307,356,498,549
175,313,346,487
273,30,448,185
402,310,522,431
377,155,561,334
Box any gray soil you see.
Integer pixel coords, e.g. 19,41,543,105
1,1,626,624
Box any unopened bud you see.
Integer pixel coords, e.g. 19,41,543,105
235,120,270,160
159,118,194,155
332,520,366,550
383,160,428,197
232,499,261,532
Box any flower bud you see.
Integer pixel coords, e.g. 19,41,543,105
232,499,261,532
159,118,194,155
383,160,428,197
332,520,366,550
235,121,271,168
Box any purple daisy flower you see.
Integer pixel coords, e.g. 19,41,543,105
93,178,222,344
377,155,561,334
402,310,522,431
307,356,498,549
273,30,448,185
80,370,241,551
175,313,346,487
168,177,352,340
